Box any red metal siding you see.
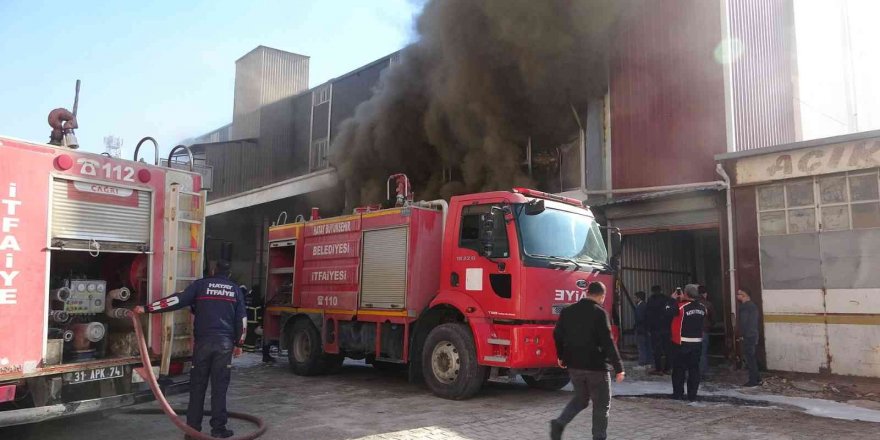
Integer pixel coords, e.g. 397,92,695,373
729,0,797,151
610,1,727,189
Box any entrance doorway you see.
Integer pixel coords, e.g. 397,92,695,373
616,228,727,363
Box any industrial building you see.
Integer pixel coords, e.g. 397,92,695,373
185,0,878,378
183,46,397,291
717,130,880,377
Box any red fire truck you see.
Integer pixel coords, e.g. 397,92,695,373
263,175,620,399
0,133,206,426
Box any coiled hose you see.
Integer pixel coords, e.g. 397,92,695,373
129,312,267,439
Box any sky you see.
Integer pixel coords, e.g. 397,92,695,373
794,0,880,140
1,0,877,158
0,0,422,156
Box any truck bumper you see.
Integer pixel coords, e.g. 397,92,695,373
480,324,559,369
0,378,189,427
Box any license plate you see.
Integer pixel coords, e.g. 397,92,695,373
65,366,124,384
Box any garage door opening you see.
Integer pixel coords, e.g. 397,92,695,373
615,228,728,365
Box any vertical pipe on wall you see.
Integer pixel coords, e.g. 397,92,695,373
716,164,737,325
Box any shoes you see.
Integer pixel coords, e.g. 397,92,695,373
550,419,564,440
263,356,276,363
671,394,685,401
211,427,234,438
742,381,762,388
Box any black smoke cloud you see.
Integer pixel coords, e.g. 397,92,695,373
332,0,626,206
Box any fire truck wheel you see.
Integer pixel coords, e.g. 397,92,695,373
522,375,570,391
288,319,324,376
422,323,486,400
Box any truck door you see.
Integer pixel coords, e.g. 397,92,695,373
160,185,206,375
450,203,518,318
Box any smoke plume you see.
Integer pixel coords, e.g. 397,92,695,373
332,0,626,206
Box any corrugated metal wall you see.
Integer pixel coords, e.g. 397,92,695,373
260,48,310,107
232,46,309,140
609,0,727,189
727,0,797,151
618,232,695,347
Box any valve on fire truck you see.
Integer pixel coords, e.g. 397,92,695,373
386,173,413,207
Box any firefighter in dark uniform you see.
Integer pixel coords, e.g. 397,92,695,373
669,284,707,401
134,260,246,439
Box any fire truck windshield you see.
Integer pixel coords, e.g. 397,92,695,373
515,205,608,266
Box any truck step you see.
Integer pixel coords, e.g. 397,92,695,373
487,338,511,346
483,355,508,363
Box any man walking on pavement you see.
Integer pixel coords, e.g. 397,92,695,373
634,291,652,367
737,287,762,387
698,285,715,377
670,284,706,401
646,285,675,374
551,281,625,440
134,260,247,439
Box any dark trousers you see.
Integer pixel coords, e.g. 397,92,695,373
743,336,761,384
187,338,234,431
650,330,671,371
555,369,611,440
671,341,702,401
636,332,652,366
700,331,710,376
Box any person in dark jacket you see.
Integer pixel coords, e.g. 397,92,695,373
670,284,706,401
634,291,652,367
698,285,715,377
551,281,625,440
645,285,676,374
134,260,246,439
737,287,762,387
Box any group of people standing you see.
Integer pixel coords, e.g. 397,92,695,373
635,285,714,380
635,284,709,401
551,281,762,440
633,284,762,389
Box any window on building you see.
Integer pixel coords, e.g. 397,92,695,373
758,170,880,235
311,138,329,171
312,84,330,106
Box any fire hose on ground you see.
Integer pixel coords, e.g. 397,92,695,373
129,311,267,439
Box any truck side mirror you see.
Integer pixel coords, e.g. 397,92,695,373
479,213,495,256
609,230,622,259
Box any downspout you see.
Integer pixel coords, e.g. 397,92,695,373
715,163,737,328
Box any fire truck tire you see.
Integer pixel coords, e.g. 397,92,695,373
522,375,570,391
288,319,324,376
422,323,486,400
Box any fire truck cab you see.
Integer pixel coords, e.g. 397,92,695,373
264,179,619,400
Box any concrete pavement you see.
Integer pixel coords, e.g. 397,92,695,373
4,353,878,439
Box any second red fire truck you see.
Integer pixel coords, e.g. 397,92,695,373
263,175,620,399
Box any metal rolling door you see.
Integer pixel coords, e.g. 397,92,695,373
360,227,408,309
51,178,150,243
